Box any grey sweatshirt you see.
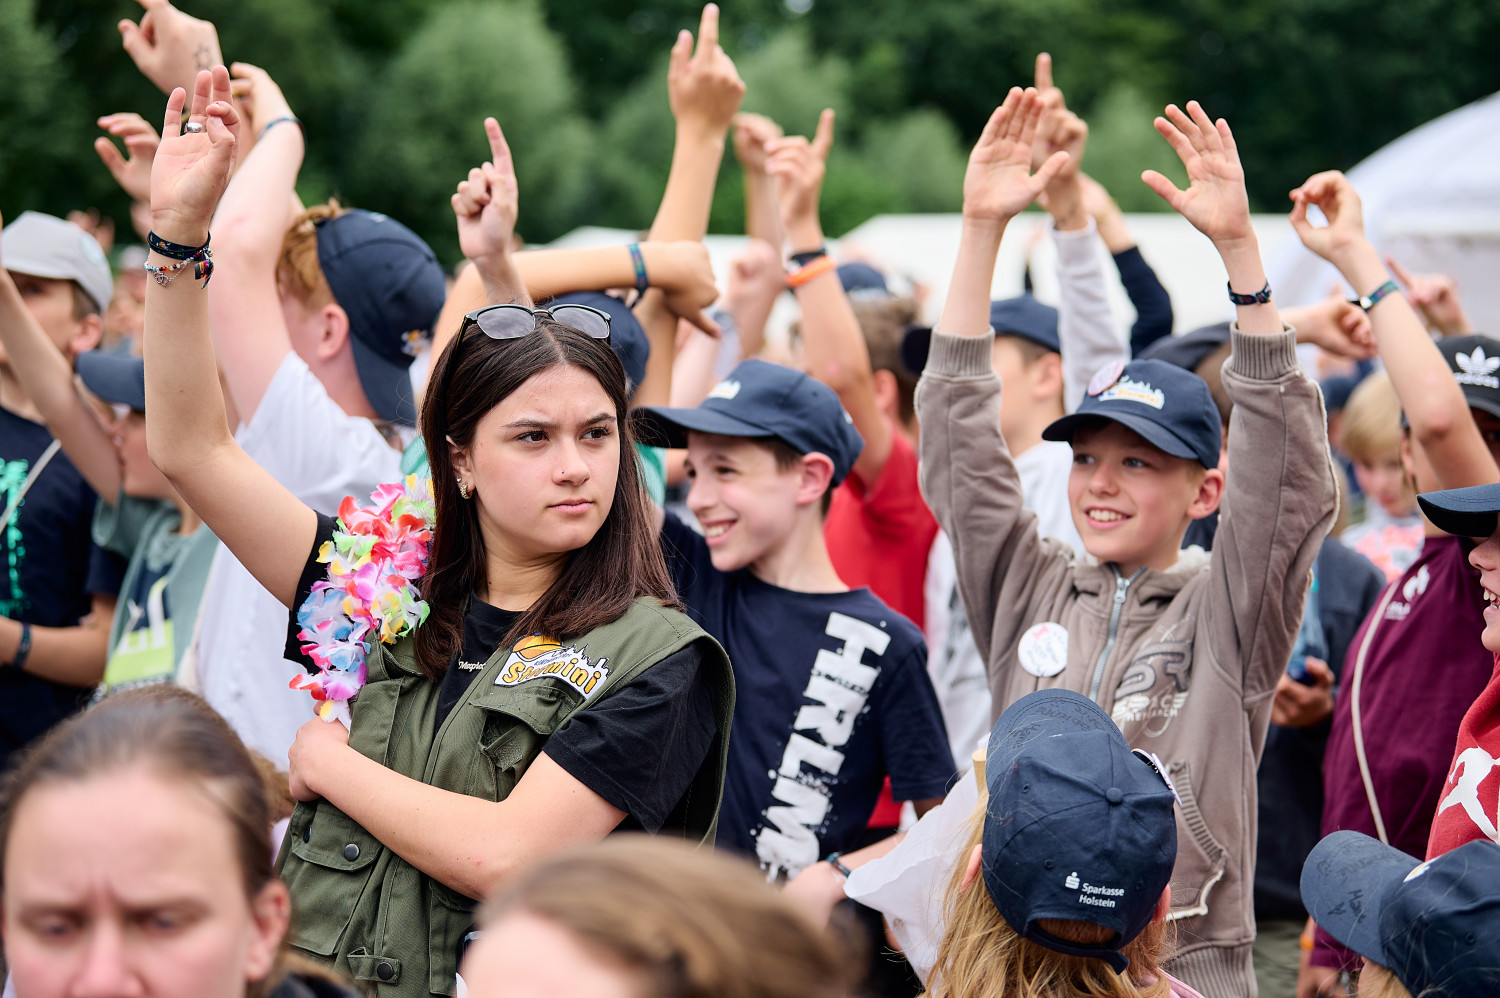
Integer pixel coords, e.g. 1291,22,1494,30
916,325,1336,998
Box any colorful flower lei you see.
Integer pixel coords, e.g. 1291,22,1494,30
292,475,436,726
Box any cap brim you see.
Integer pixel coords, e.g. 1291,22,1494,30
1300,831,1417,966
76,352,145,411
350,334,417,427
631,405,777,450
1462,388,1500,421
1042,411,1206,466
1418,484,1500,538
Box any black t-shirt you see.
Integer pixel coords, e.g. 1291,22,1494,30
0,406,124,772
660,511,955,880
285,513,717,832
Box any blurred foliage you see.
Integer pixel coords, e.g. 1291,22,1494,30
2,0,1498,264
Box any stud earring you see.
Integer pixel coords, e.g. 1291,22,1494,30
457,479,470,499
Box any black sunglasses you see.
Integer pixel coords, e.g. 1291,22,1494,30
437,302,613,411
460,302,612,344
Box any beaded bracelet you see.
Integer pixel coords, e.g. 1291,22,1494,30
627,242,649,292
144,245,214,288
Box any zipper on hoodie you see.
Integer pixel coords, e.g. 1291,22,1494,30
1088,567,1144,703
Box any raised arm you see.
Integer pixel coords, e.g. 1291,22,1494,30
767,110,892,481
733,112,786,247
918,87,1072,661
143,68,315,608
118,0,222,97
0,245,120,499
1078,173,1176,355
1032,54,1125,411
1290,171,1497,489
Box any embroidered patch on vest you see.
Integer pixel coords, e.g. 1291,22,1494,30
495,634,610,698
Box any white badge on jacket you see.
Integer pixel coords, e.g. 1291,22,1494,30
1018,622,1068,678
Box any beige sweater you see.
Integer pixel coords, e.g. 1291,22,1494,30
917,326,1336,998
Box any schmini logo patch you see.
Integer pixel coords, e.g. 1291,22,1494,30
707,379,742,400
496,634,610,698
1098,376,1165,410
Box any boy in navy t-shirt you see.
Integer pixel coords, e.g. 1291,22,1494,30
637,360,955,880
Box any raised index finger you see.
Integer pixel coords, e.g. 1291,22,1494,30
695,3,720,58
1035,52,1053,91
484,117,514,179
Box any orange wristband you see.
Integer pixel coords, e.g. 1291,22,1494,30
787,255,837,288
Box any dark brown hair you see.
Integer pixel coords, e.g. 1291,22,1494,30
482,836,858,998
416,319,679,679
851,296,923,425
760,436,835,516
0,687,291,998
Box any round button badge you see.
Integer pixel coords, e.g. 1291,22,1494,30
1018,622,1069,678
1088,360,1126,397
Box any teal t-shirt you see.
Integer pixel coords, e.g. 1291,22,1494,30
400,436,667,505
92,494,218,692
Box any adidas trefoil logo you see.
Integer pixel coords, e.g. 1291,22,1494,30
1455,347,1500,389
1065,871,1081,889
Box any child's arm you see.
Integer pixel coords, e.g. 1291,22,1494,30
143,69,317,609
768,110,894,483
1144,103,1337,695
917,87,1073,663
0,262,121,500
1290,172,1497,490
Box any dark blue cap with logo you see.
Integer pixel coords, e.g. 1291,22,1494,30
1301,832,1500,997
1042,358,1222,469
544,291,649,397
633,359,864,486
315,209,446,427
77,352,146,412
900,295,1059,375
983,689,1178,974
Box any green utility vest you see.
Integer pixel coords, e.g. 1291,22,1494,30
276,598,734,997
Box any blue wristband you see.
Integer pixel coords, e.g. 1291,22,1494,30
257,115,302,142
627,243,649,292
10,622,30,671
1227,281,1273,306
1352,279,1399,312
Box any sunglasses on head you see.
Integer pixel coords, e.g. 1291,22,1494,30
459,302,612,345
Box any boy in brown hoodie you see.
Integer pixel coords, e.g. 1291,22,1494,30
916,88,1337,998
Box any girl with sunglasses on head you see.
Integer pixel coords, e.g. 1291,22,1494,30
138,69,734,997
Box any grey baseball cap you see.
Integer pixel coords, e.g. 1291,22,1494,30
1,212,114,315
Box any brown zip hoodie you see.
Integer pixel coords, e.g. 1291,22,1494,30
917,325,1336,998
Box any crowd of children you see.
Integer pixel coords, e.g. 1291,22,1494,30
2,3,1499,997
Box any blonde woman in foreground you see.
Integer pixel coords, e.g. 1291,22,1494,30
925,689,1201,998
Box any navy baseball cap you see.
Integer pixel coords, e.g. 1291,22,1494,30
1419,482,1500,538
77,352,145,412
544,291,649,397
1301,832,1500,997
633,359,864,486
837,261,889,299
1438,334,1500,420
1042,359,1221,469
1139,322,1231,373
315,210,446,427
900,295,1059,374
983,689,1178,974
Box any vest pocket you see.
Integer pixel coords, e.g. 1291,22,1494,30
1165,761,1229,921
427,881,477,995
282,802,383,957
466,682,581,801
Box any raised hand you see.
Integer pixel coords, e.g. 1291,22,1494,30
149,67,240,245
452,117,519,269
1142,101,1252,247
667,4,746,139
654,242,721,337
119,0,222,97
732,112,783,175
1287,170,1368,265
95,113,160,203
1387,255,1473,337
962,87,1069,226
228,62,295,139
1285,294,1376,360
765,109,835,247
1031,53,1087,181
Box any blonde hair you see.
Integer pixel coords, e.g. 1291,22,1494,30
1341,372,1403,464
482,836,857,998
1357,963,1414,998
924,815,1171,998
275,200,346,307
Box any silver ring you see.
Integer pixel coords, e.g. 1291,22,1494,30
182,121,206,134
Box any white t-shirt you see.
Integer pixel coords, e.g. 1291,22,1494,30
924,441,1082,768
196,354,406,766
